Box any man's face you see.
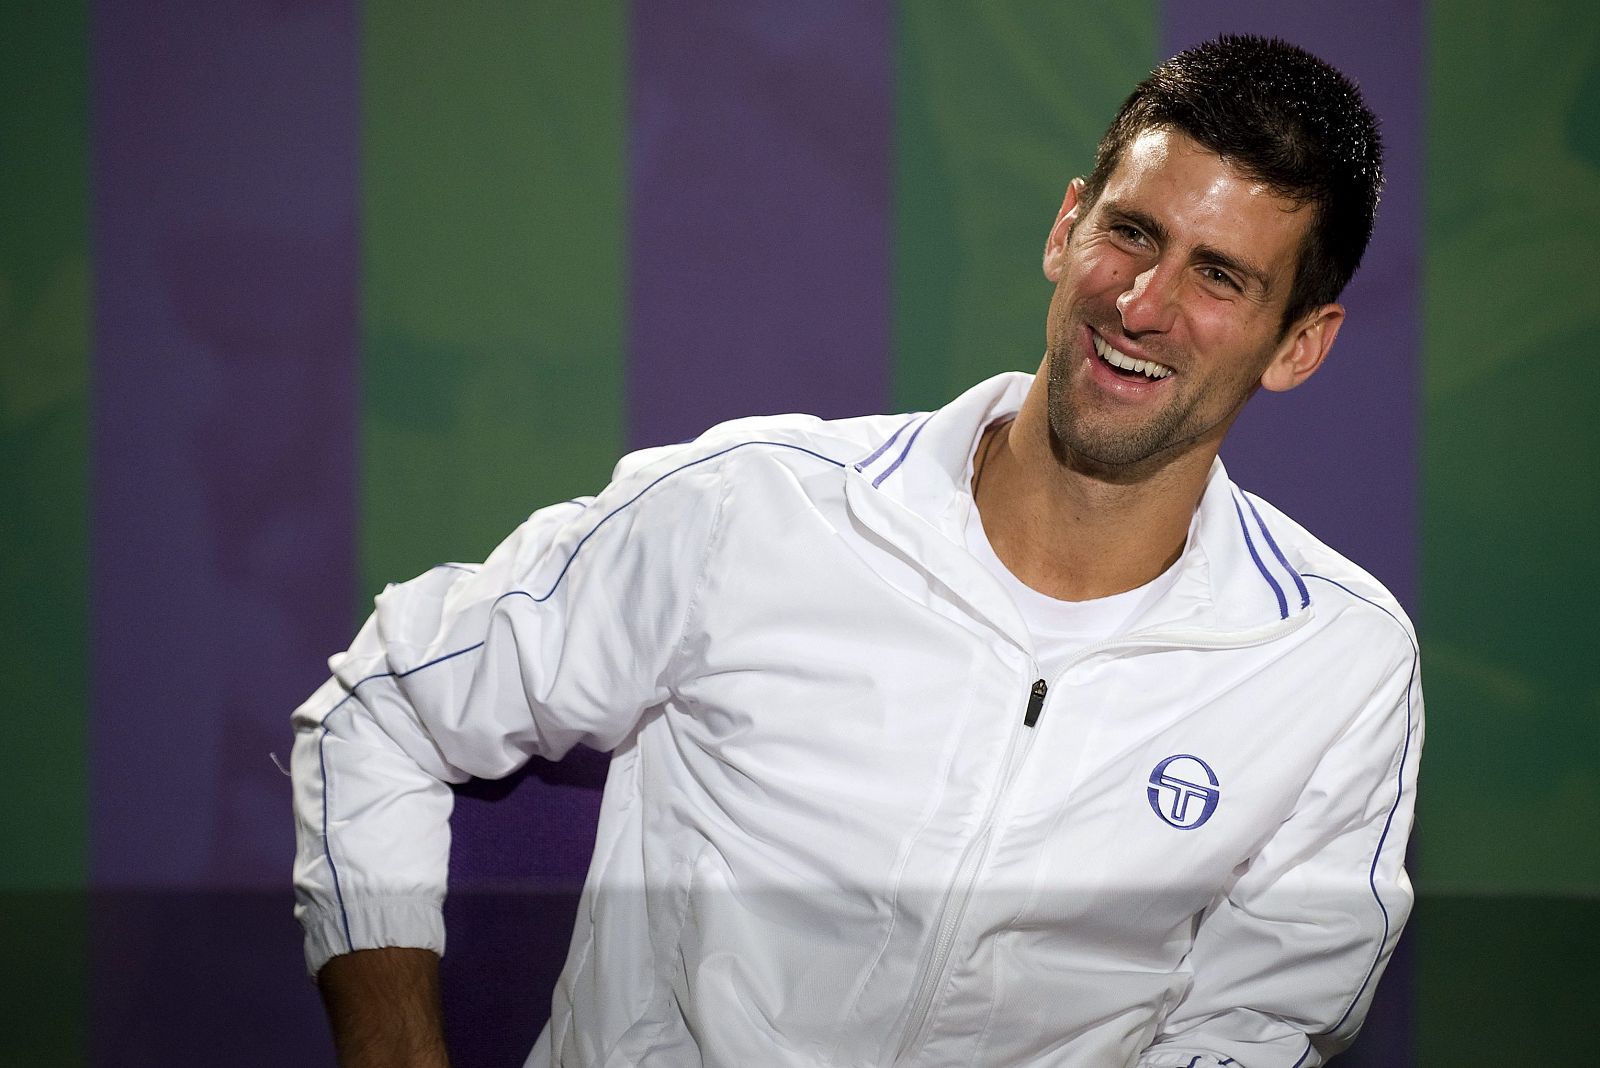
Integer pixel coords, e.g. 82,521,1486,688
1040,127,1337,472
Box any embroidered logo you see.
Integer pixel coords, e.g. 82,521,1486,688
1146,754,1220,830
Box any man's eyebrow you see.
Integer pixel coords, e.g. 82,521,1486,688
1102,203,1275,294
1104,205,1169,246
1193,243,1273,294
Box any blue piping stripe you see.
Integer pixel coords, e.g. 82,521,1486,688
1289,1039,1313,1067
1242,493,1310,609
312,439,846,937
510,439,844,607
316,639,491,729
314,639,491,951
318,727,354,952
854,414,919,473
1230,491,1288,619
871,413,932,488
1304,572,1418,1037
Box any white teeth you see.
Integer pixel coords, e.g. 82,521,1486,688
1092,332,1172,379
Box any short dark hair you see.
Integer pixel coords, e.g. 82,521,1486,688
1080,35,1382,330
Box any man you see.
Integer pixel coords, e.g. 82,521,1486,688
294,35,1421,1067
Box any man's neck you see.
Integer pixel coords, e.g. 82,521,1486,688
973,394,1215,603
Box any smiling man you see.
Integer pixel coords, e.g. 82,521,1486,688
294,35,1422,1068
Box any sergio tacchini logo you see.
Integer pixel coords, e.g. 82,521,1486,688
1146,754,1220,830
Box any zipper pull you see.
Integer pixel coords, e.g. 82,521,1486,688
1023,678,1047,728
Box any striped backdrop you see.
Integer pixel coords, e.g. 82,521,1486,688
4,2,1596,1064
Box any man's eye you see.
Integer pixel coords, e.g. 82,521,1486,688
1111,224,1147,245
1200,266,1240,291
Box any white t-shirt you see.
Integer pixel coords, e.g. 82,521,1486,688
963,428,1181,681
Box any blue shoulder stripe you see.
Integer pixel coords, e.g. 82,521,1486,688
869,413,934,488
1241,492,1310,610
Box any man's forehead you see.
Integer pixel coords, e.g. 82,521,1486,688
1103,127,1277,204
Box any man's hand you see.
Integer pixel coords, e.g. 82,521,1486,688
317,947,450,1068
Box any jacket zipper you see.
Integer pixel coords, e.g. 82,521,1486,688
889,614,1309,1063
1023,678,1048,727
893,677,1045,1063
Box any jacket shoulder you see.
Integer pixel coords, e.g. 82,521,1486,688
609,409,920,484
1239,489,1418,651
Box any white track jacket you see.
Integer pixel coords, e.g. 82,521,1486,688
292,373,1422,1067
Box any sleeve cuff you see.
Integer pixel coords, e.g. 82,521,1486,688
298,896,446,978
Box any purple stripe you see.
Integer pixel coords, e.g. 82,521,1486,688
1161,10,1422,1055
1231,491,1289,620
1163,5,1423,615
855,414,920,472
871,413,933,489
91,1,358,886
627,1,893,450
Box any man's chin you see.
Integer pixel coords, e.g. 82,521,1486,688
1049,425,1160,479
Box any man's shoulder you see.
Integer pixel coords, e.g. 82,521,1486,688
608,408,924,486
1238,487,1417,653
607,373,1032,492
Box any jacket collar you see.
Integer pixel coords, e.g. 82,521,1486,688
845,373,1314,640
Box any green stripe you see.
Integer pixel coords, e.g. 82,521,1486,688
1420,1,1600,1058
0,0,88,891
361,1,627,594
893,3,1157,411
0,3,88,1060
1420,0,1600,898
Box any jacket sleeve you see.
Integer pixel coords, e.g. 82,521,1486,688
1138,624,1424,1068
289,449,728,977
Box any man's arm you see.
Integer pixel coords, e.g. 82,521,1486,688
290,450,729,1049
1139,614,1423,1067
318,948,448,1068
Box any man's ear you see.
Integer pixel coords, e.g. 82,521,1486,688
1043,178,1086,283
1261,303,1344,393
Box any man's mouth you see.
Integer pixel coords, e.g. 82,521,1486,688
1092,331,1173,380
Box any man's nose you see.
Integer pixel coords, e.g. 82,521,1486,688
1116,263,1178,335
